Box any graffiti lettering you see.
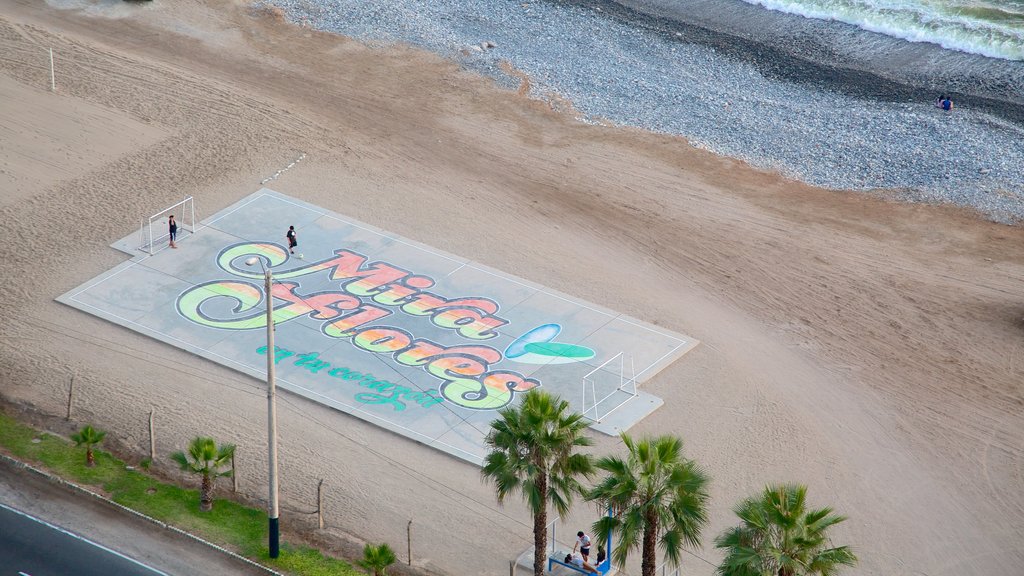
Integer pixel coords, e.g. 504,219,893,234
213,243,508,339
257,346,444,411
177,242,541,411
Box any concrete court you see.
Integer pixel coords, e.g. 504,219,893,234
57,189,698,464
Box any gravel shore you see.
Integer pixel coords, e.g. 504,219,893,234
261,0,1024,223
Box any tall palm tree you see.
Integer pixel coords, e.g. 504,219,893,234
587,434,710,576
170,437,235,512
71,425,106,467
358,543,397,576
714,484,857,576
481,390,594,576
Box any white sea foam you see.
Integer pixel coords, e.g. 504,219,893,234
741,0,1024,60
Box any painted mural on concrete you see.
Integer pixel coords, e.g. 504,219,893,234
58,189,696,463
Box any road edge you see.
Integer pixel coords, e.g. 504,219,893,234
0,453,283,576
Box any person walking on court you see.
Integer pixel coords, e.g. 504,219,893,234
286,225,297,254
168,215,178,249
574,530,592,563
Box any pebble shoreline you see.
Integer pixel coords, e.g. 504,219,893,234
258,0,1024,224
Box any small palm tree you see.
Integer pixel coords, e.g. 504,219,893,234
71,425,106,467
587,434,710,576
170,437,235,512
482,390,594,576
358,543,397,576
715,484,857,576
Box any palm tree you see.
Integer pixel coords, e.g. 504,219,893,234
170,437,235,512
481,390,594,576
71,425,107,467
587,434,710,576
358,543,397,576
714,484,857,576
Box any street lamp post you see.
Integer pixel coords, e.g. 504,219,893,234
246,257,280,559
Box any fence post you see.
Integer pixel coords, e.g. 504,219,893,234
148,409,156,462
65,374,75,420
231,451,238,492
407,519,412,565
317,479,324,529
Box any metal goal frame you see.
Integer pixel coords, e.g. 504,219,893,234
139,196,195,255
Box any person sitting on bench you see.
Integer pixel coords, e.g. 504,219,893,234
564,553,600,574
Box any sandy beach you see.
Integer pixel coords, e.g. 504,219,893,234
1,1,1023,575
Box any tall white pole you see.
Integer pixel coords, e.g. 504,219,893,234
49,48,55,92
265,268,280,558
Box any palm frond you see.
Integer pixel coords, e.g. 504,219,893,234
586,433,709,575
715,485,856,576
480,390,594,576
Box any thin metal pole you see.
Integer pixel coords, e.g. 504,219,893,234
581,379,586,418
407,519,412,565
266,268,280,558
49,48,55,91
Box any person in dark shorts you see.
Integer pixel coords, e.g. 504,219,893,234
168,215,178,249
574,531,592,563
286,225,297,254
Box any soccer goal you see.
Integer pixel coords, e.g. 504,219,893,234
581,352,637,423
139,196,196,255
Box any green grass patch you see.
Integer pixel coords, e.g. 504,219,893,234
0,413,363,576
270,545,364,575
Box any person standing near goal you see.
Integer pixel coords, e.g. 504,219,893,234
168,215,178,249
286,225,298,254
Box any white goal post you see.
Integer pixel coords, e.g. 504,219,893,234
581,352,638,423
139,196,196,255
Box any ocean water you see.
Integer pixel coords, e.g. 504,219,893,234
259,0,1024,221
609,0,1024,101
727,0,1024,61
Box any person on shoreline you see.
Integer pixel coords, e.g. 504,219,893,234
168,214,178,249
935,95,945,108
286,225,297,254
941,95,953,112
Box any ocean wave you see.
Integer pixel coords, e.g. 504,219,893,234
738,0,1024,60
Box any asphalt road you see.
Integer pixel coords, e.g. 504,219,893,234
0,459,272,576
0,504,168,575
